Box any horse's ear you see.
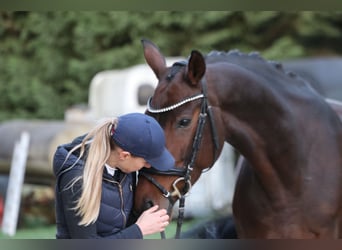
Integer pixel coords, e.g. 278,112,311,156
141,39,166,80
186,50,206,85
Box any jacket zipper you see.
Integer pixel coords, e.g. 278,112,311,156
117,182,127,226
103,175,127,226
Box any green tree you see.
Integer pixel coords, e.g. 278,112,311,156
1,11,341,121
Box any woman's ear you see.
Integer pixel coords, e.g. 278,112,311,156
119,150,131,160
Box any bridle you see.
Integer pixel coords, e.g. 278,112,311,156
139,65,220,239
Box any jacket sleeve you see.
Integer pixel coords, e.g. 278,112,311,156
58,165,143,239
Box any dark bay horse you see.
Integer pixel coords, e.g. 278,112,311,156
134,39,342,238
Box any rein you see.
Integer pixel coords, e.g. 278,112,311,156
140,75,220,239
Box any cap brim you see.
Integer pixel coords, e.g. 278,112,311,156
146,147,175,171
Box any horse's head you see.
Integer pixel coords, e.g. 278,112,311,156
134,39,225,217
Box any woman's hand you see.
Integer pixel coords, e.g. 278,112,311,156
135,205,170,236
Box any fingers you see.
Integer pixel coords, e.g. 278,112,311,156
144,205,159,213
144,205,170,228
157,214,169,232
136,205,171,236
159,213,169,222
159,220,169,232
159,213,170,231
144,205,168,216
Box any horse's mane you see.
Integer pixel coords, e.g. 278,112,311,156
168,49,313,90
204,50,307,86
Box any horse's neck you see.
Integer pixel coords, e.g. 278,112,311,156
223,110,298,199
216,72,342,202
209,65,318,197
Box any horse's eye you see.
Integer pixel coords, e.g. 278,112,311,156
177,119,191,128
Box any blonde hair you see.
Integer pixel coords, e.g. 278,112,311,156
66,117,118,226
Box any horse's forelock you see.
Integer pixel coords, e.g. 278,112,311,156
166,61,187,81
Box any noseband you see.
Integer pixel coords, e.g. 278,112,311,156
139,74,220,239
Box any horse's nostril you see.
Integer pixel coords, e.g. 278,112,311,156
143,200,154,210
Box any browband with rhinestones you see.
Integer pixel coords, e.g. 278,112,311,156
147,94,205,113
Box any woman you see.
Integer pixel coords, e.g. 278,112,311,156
53,113,175,239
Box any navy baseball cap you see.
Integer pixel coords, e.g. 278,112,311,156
111,113,175,171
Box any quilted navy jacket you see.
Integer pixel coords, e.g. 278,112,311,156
53,135,142,239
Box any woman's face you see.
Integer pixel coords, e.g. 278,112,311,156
111,146,151,173
119,153,151,173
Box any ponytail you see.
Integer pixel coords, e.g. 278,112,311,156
72,117,118,226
